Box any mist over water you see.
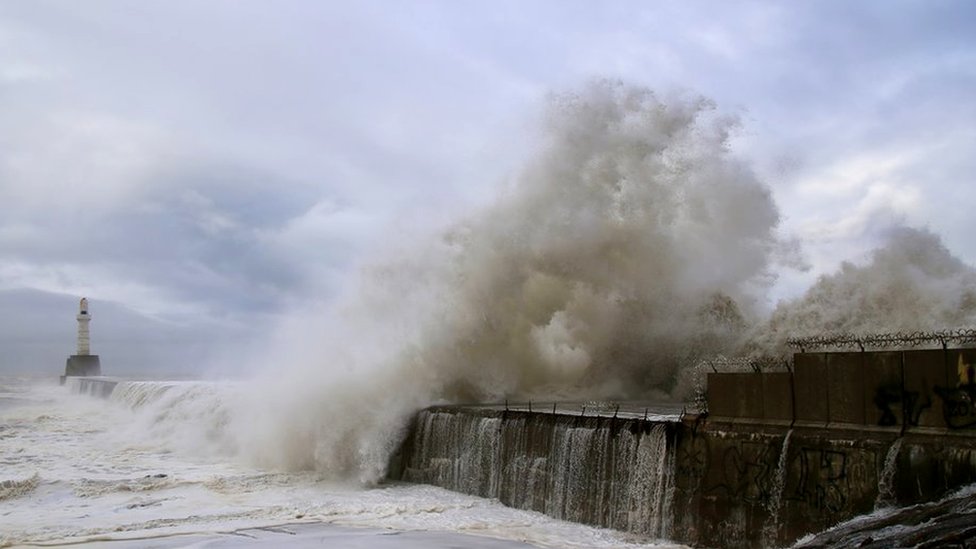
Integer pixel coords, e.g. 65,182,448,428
214,81,975,483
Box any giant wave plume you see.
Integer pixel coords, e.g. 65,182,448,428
150,80,976,483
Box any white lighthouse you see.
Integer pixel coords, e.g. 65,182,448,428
77,297,91,355
63,297,101,379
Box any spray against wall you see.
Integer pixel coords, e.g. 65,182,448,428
227,81,788,479
224,81,975,482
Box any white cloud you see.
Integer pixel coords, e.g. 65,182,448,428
0,110,173,214
0,260,195,321
794,150,920,199
0,60,55,82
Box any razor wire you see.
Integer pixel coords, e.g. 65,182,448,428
696,355,792,373
787,329,976,352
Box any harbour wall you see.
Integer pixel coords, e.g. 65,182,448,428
391,348,976,548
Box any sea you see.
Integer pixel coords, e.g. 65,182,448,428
0,375,684,548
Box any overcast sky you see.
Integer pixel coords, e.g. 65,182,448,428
1,1,974,374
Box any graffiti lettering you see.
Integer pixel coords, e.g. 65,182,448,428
873,386,931,428
873,385,901,426
932,354,976,430
675,435,708,491
708,443,773,504
788,448,848,513
934,385,976,429
903,389,931,427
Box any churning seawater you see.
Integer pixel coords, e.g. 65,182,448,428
0,376,684,548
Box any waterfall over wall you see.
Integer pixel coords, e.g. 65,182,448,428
65,377,118,399
394,408,677,539
110,381,176,408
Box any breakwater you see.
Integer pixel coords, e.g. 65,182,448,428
391,347,976,547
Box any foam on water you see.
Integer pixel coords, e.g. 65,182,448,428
0,473,40,502
0,378,684,548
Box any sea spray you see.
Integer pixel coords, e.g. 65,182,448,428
110,381,175,409
875,437,903,509
746,227,976,357
225,80,976,485
233,80,789,481
107,381,241,458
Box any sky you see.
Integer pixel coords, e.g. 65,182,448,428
0,1,974,374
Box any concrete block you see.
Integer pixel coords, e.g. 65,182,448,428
826,352,865,425
902,349,947,429
793,353,828,425
707,373,736,419
761,372,794,423
707,373,763,421
863,351,903,428
65,354,101,377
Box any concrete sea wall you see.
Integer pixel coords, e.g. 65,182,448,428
690,347,976,546
673,422,976,547
63,348,976,546
392,348,976,548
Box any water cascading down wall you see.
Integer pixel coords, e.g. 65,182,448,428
389,347,976,548
393,406,677,538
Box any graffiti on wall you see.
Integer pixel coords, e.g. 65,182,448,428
873,385,932,428
933,355,976,429
699,434,876,519
869,352,976,430
715,442,774,504
675,434,709,492
787,448,849,513
873,384,901,426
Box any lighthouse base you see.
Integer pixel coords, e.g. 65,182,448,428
65,355,101,377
